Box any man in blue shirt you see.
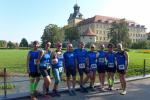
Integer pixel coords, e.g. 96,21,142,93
63,43,77,96
74,42,88,92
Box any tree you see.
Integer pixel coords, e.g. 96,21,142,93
108,19,131,47
7,41,16,49
64,27,80,42
41,24,64,48
0,40,7,47
131,40,149,49
19,38,28,47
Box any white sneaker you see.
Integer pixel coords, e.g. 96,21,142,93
120,90,127,95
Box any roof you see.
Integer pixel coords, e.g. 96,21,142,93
78,15,136,26
81,27,96,36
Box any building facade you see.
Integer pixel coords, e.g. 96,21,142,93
68,4,147,44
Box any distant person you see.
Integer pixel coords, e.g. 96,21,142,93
74,42,88,93
97,44,106,91
38,41,51,97
63,43,77,96
51,42,63,97
27,41,41,100
116,43,128,95
86,44,97,91
106,43,116,90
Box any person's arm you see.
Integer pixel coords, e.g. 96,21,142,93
63,53,66,73
37,50,44,65
75,56,78,72
26,52,30,74
125,51,129,71
96,51,99,59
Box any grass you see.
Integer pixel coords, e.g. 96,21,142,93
0,49,28,74
0,49,150,77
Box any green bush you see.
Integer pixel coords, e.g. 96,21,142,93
124,48,130,52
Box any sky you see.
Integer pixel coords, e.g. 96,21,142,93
0,0,150,43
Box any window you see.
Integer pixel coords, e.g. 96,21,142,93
103,37,105,40
100,37,102,40
97,30,99,34
96,36,98,40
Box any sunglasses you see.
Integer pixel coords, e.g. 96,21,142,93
91,47,94,48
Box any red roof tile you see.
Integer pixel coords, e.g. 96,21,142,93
81,27,96,36
78,15,135,25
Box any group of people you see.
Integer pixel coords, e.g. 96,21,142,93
27,41,128,100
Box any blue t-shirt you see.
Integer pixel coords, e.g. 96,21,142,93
106,51,116,68
57,52,64,67
97,50,106,66
29,50,40,73
63,51,76,68
51,51,64,68
40,50,51,69
74,48,87,64
116,51,126,70
87,51,97,65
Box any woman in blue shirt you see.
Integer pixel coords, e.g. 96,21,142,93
116,43,128,95
106,43,116,90
27,41,41,100
38,41,51,97
51,42,63,97
63,43,77,96
97,44,106,91
86,44,97,91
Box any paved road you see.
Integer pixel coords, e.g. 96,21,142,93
19,78,150,100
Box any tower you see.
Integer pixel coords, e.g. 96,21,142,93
68,3,83,27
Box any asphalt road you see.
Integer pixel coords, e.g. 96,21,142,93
19,78,150,100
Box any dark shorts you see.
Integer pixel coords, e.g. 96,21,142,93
117,69,126,74
97,65,106,73
29,72,41,78
78,68,89,76
106,65,116,73
40,68,50,77
66,67,76,77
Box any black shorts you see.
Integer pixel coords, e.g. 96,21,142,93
97,65,106,73
29,72,41,78
40,68,50,77
78,68,89,76
117,69,126,74
66,67,76,77
106,65,116,73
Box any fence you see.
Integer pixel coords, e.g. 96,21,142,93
0,58,150,98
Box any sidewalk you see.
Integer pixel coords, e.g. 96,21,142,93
1,75,150,100
13,77,150,100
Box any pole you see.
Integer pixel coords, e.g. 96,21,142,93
4,68,7,97
143,59,146,77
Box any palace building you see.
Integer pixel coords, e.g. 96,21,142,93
67,4,147,44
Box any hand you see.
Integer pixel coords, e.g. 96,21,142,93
36,59,40,65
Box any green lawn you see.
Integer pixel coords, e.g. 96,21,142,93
0,49,28,74
0,49,150,76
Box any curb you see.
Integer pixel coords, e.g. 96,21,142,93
1,75,150,100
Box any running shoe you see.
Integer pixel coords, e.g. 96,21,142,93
71,90,76,96
31,96,37,100
68,90,74,96
120,90,127,95
55,90,61,97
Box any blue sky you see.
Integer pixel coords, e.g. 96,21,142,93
0,0,149,43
